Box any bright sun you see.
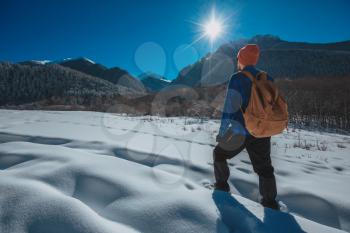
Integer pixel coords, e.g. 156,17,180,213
204,18,223,41
199,8,227,44
188,7,230,47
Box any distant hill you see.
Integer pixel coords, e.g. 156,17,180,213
59,58,146,93
59,58,106,77
172,35,350,87
139,72,170,92
0,62,133,107
18,60,51,66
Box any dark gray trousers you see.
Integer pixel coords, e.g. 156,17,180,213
213,135,277,203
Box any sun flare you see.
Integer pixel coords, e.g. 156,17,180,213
187,7,231,49
204,17,223,41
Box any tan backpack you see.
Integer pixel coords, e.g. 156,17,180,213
241,71,288,138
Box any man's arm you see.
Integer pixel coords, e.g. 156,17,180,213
218,74,243,139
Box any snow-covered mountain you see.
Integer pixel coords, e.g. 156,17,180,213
16,57,146,94
59,58,146,93
139,72,170,92
0,62,134,107
0,110,349,233
18,60,51,66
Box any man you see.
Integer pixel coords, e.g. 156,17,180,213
214,44,279,210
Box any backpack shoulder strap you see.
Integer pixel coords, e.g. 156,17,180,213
242,70,269,82
241,71,255,82
257,71,268,81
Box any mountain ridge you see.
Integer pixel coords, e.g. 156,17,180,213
14,34,350,89
139,72,171,92
58,58,146,93
171,34,350,87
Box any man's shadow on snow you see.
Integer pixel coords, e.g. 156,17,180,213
212,191,306,233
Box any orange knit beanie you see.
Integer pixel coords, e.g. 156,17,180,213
237,44,260,66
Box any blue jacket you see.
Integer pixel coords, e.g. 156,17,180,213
218,65,274,137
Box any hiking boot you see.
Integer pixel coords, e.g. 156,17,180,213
214,182,230,192
261,199,280,210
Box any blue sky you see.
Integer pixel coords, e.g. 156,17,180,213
0,0,349,79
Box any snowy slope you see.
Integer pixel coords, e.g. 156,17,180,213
0,110,349,233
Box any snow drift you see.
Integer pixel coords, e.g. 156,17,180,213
0,110,349,233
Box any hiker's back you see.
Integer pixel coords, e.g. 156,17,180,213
241,71,288,138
